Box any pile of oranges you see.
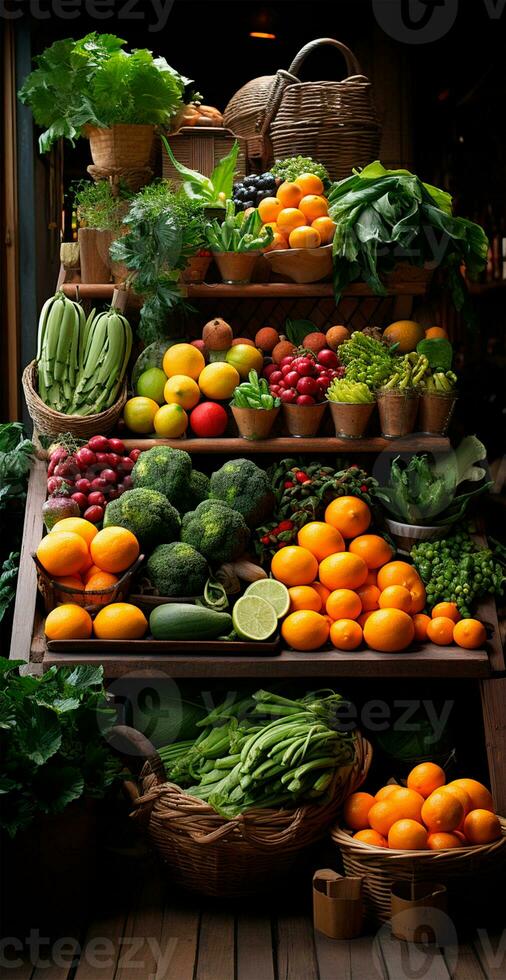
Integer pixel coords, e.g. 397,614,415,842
343,763,502,850
38,517,147,641
271,496,486,653
257,173,336,252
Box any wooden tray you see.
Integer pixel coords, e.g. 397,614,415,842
46,636,281,656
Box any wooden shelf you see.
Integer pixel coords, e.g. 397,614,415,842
60,280,429,301
468,279,506,296
121,435,451,454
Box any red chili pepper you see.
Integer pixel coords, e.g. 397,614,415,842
360,484,368,492
277,520,294,532
283,480,295,489
260,535,271,545
295,471,310,484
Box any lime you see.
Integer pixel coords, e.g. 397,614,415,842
123,397,158,434
136,367,168,405
244,579,290,618
232,595,278,641
153,403,188,438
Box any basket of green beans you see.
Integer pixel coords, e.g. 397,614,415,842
205,201,273,284
231,371,281,440
122,690,371,898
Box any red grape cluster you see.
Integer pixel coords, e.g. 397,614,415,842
263,349,345,406
47,435,140,524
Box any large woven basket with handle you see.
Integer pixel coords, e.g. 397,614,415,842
113,725,372,898
22,361,127,439
223,37,381,178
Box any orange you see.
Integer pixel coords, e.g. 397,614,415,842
353,829,388,847
324,496,371,539
427,832,463,850
44,604,93,641
83,564,102,584
368,799,399,837
163,343,205,381
388,787,424,823
53,575,84,590
413,613,431,641
276,207,306,238
431,601,461,623
49,516,97,548
90,526,140,575
356,584,380,612
164,375,200,410
276,181,303,208
297,522,345,561
288,585,322,613
388,819,428,850
364,569,378,586
357,610,374,629
376,561,426,613
447,778,494,812
311,581,331,606
407,762,446,799
463,809,501,844
443,784,472,817
453,619,486,649
319,552,368,592
363,609,415,652
258,196,282,223
198,362,240,400
330,619,362,651
326,588,362,621
53,575,85,606
85,571,119,606
288,225,321,249
37,531,89,578
281,610,329,651
378,585,412,613
382,320,425,353
263,230,288,252
271,546,318,587
294,173,324,196
425,326,448,339
427,616,455,646
375,785,400,801
93,602,147,640
343,792,376,831
298,194,328,222
349,534,393,570
421,788,464,833
311,216,336,244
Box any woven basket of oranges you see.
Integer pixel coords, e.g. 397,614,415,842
330,764,506,922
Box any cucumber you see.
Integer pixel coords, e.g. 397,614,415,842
149,603,233,641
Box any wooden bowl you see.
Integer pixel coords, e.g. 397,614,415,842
263,244,333,283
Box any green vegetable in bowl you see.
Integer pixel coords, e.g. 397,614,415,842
146,542,209,597
381,352,429,390
181,500,250,564
326,379,374,404
104,488,180,552
338,331,394,388
205,200,273,253
231,371,280,411
411,525,504,616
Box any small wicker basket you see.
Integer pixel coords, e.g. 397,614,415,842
22,361,127,439
33,554,144,614
331,820,506,922
116,726,372,898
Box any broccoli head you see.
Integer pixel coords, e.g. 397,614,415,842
132,446,192,509
146,542,209,597
209,458,275,528
180,469,210,514
104,488,180,552
181,499,249,564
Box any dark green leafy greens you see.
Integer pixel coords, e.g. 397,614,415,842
0,553,20,624
329,161,488,310
0,661,124,836
0,423,34,511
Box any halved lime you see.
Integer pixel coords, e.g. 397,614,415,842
244,579,290,619
232,595,278,641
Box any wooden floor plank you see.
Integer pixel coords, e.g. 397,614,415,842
114,876,165,980
236,913,275,980
314,932,352,980
276,913,319,980
0,956,34,980
378,932,450,980
349,935,387,979
30,936,80,980
444,942,486,980
157,899,200,980
194,909,235,980
473,930,506,980
74,910,129,980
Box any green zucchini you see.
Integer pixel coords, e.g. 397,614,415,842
149,603,233,641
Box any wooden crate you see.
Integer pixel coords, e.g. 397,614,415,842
162,127,246,183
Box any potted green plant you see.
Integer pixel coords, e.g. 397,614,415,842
161,136,239,218
205,201,273,284
73,180,130,283
376,352,429,438
18,32,190,184
326,378,376,438
416,337,458,435
231,371,281,440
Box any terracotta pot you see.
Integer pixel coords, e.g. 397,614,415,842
282,401,327,438
328,400,375,439
212,251,260,284
78,227,112,284
181,255,212,284
85,123,155,170
231,405,279,440
419,391,457,435
377,389,419,438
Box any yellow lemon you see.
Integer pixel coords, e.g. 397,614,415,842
163,374,201,410
123,397,158,434
153,403,188,438
225,344,264,379
198,362,240,400
163,343,205,380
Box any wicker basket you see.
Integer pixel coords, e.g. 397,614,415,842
118,726,371,898
85,124,155,171
22,361,127,439
331,820,506,923
223,38,381,178
162,127,246,183
33,554,144,614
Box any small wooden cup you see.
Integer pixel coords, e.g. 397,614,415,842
313,870,363,940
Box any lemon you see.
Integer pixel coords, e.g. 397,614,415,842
164,374,201,410
225,344,263,379
163,343,205,380
198,362,240,400
153,403,188,438
136,367,168,405
123,397,158,434
244,579,290,618
232,595,278,641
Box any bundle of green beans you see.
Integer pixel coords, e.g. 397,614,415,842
381,352,429,390
423,370,457,393
69,307,132,415
158,690,356,818
36,291,86,413
231,370,280,410
205,200,273,253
